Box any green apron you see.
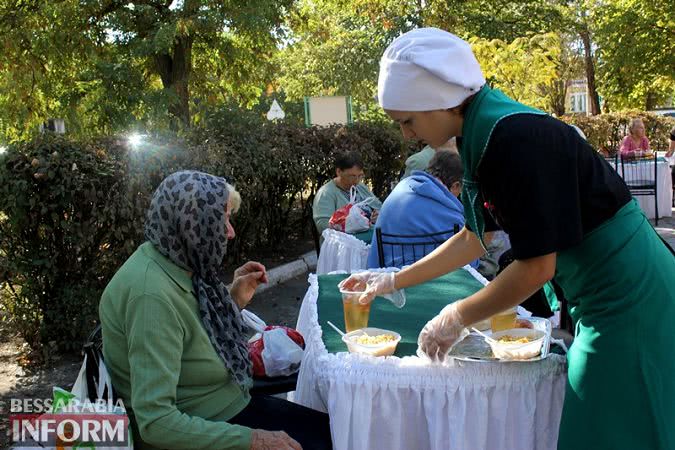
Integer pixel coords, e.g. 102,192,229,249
556,199,675,450
459,86,675,449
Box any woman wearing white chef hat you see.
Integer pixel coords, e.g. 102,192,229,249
341,27,675,450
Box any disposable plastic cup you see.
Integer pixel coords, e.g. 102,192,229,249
339,288,371,332
490,307,517,332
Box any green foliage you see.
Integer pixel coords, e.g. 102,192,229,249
563,112,675,155
0,135,134,350
589,0,675,110
424,0,564,41
0,0,292,140
470,33,562,112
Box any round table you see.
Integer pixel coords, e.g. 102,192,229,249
291,268,568,450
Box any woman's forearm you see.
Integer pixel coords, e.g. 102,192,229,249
394,227,486,290
457,252,557,325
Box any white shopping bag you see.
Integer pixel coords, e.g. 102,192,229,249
344,186,375,234
261,328,305,377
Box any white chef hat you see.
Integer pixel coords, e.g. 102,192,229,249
378,28,485,111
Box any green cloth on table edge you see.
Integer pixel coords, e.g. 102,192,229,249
352,228,374,244
317,269,485,357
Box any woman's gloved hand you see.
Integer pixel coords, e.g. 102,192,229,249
338,272,405,307
417,302,467,362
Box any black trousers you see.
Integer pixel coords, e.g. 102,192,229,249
230,395,333,450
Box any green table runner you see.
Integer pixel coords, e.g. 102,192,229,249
318,270,486,357
352,228,374,244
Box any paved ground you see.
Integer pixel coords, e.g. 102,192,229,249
652,207,675,249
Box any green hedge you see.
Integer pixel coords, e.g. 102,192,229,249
0,117,409,353
562,112,675,155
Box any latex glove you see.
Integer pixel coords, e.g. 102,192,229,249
417,302,466,362
338,271,406,307
251,430,302,450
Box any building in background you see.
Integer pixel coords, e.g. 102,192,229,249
566,79,590,115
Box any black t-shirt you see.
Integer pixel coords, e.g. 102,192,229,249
465,114,631,260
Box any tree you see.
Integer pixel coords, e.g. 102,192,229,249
275,0,421,118
424,0,564,41
0,0,291,140
470,34,561,111
588,0,675,110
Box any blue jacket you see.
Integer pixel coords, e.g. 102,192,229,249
367,171,477,269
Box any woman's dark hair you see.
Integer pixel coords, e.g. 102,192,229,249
426,150,463,190
450,90,480,116
335,151,364,171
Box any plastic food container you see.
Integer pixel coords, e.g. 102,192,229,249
342,327,401,357
487,328,546,360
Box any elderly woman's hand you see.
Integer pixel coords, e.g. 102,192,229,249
231,261,268,309
251,430,302,450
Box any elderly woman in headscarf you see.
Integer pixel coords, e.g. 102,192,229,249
342,28,675,450
100,171,332,450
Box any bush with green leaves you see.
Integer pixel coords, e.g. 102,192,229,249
0,135,135,351
563,112,675,155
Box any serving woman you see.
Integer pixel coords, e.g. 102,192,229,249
100,170,332,450
342,28,675,450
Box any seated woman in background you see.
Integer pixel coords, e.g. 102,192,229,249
312,151,382,237
619,118,651,158
100,170,332,450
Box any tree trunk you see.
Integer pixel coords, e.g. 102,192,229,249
154,34,193,128
579,28,601,115
645,92,657,110
551,79,567,117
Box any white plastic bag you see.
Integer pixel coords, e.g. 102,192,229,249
261,328,304,377
345,202,370,234
242,309,267,343
344,186,374,234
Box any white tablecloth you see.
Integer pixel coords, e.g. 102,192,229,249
292,269,568,450
611,159,672,219
316,229,370,274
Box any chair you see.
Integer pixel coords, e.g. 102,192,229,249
375,225,461,268
620,153,658,225
603,153,619,171
86,324,297,399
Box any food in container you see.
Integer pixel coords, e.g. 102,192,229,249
487,328,546,360
342,327,401,357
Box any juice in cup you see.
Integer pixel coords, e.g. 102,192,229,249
341,291,371,332
490,307,517,332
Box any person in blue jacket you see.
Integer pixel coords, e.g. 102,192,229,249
368,150,478,270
